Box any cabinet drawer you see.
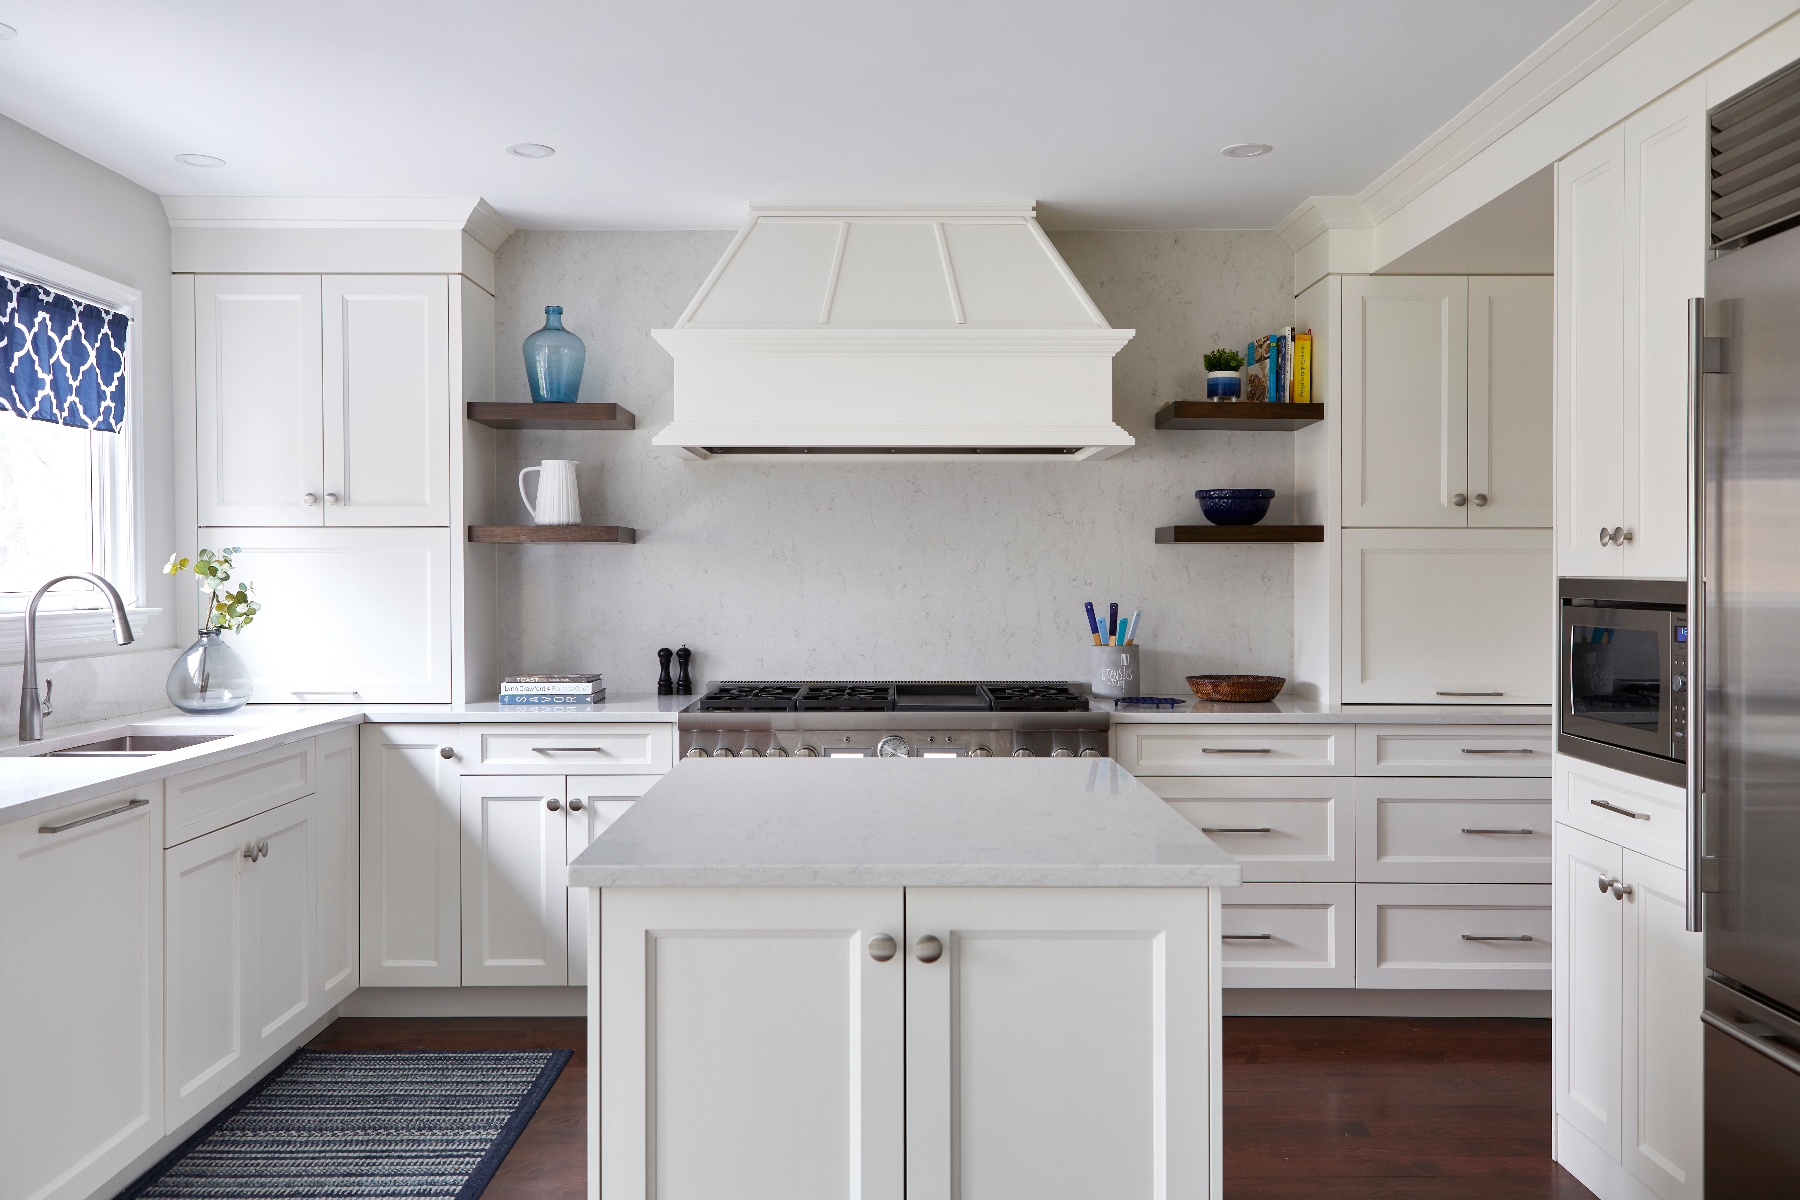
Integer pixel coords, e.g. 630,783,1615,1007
1221,883,1355,989
1143,777,1354,882
1356,778,1551,883
1554,754,1685,863
470,724,674,774
166,738,316,847
1114,724,1352,776
1355,883,1551,989
1356,725,1550,776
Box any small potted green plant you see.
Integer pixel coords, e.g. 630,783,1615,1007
1203,348,1245,400
162,548,262,714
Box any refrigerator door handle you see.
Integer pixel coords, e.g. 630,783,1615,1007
1687,296,1707,933
1702,1010,1800,1077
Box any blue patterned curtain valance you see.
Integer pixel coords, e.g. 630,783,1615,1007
1,271,130,433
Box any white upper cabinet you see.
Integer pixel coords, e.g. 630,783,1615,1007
1556,80,1705,579
1468,277,1554,528
196,276,325,527
322,276,450,526
1343,277,1470,527
193,274,451,528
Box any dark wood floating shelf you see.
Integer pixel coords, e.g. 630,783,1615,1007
1156,525,1325,544
1155,401,1323,431
468,525,637,544
466,402,636,431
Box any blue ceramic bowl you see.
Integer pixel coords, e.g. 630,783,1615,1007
1196,488,1275,526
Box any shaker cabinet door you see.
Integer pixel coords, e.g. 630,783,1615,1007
460,775,569,986
1468,277,1553,529
321,276,450,527
359,724,463,986
1554,824,1625,1160
1343,276,1470,528
194,275,325,527
1620,849,1703,1200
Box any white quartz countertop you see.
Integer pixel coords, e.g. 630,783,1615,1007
569,757,1242,889
1102,698,1551,724
0,695,688,826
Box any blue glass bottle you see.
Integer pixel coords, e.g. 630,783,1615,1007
523,305,586,403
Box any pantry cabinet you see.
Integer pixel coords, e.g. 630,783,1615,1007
1555,79,1706,580
0,787,164,1200
597,885,1215,1200
193,274,450,528
1553,823,1702,1200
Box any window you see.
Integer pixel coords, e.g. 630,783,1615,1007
0,240,142,625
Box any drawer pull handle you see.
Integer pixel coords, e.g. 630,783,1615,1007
1460,748,1535,755
1201,747,1273,754
1222,933,1275,941
39,796,149,835
292,690,361,698
1202,826,1274,834
1591,798,1650,821
1437,690,1503,697
1462,827,1537,835
1462,934,1534,942
533,746,610,753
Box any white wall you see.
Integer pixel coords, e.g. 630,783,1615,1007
491,229,1296,695
0,112,180,728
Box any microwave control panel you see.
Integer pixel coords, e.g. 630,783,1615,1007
1673,619,1689,749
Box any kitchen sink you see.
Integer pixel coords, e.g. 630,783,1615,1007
43,733,231,757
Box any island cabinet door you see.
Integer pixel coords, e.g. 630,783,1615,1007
904,887,1218,1200
600,886,906,1200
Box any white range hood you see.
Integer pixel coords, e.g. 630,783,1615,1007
651,205,1135,460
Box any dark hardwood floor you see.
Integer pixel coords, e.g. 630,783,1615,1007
307,1014,1595,1199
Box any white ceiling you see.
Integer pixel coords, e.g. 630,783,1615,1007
0,0,1591,231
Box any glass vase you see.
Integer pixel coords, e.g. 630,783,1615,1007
523,305,586,403
166,628,253,714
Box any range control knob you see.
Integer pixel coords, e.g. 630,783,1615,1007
795,745,819,758
1051,747,1074,758
767,746,789,757
713,747,736,758
739,746,763,758
1013,747,1034,758
1079,748,1103,758
685,746,710,759
877,735,911,758
969,746,991,758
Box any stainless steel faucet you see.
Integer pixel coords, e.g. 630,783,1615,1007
19,573,135,742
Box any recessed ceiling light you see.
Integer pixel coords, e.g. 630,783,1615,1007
0,22,18,40
1221,143,1274,158
506,143,556,159
174,153,226,168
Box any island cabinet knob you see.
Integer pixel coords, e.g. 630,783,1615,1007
868,934,897,963
914,934,944,964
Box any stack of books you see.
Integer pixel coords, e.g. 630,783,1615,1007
1246,327,1313,404
499,674,605,705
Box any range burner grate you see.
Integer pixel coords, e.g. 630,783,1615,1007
797,684,896,711
697,684,803,712
981,683,1090,712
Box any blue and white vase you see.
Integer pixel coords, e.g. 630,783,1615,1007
523,305,586,404
1205,370,1243,400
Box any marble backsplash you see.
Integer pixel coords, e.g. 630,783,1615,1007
490,228,1296,695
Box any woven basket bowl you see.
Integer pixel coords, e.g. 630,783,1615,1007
1186,674,1286,703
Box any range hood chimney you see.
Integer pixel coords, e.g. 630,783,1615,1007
651,205,1134,460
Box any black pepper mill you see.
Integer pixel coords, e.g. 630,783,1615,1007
656,647,675,696
674,645,694,695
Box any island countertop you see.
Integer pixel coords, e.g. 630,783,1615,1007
569,757,1242,889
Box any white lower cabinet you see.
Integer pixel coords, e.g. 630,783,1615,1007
1354,776,1551,884
1220,882,1356,988
359,724,463,986
1553,822,1702,1200
165,796,316,1129
565,776,655,983
314,728,359,1006
598,885,1217,1200
1356,882,1552,989
1144,776,1354,882
459,776,569,986
0,787,164,1200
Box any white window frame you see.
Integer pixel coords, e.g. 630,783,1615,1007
0,236,155,656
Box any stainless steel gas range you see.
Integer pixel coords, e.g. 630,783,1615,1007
679,681,1109,759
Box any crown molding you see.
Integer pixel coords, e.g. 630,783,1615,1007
1275,0,1684,255
159,196,516,250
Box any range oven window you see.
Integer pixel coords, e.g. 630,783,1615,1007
1569,622,1662,732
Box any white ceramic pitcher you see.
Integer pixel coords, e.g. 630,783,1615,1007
519,459,582,525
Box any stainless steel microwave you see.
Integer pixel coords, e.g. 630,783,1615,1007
1559,578,1687,786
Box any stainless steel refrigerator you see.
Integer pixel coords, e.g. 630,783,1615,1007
1699,58,1800,1198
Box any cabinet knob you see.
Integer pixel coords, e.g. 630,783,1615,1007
324,492,340,505
546,799,562,811
914,934,944,964
302,493,318,506
1597,874,1635,899
1618,527,1634,544
1600,526,1611,545
1472,494,1488,507
438,745,456,760
1452,493,1467,507
568,798,585,811
868,934,897,963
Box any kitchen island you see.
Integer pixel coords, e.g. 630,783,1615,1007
569,756,1240,1200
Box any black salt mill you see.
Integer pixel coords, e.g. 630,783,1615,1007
656,647,674,696
674,645,693,695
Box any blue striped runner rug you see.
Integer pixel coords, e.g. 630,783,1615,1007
117,1049,573,1199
